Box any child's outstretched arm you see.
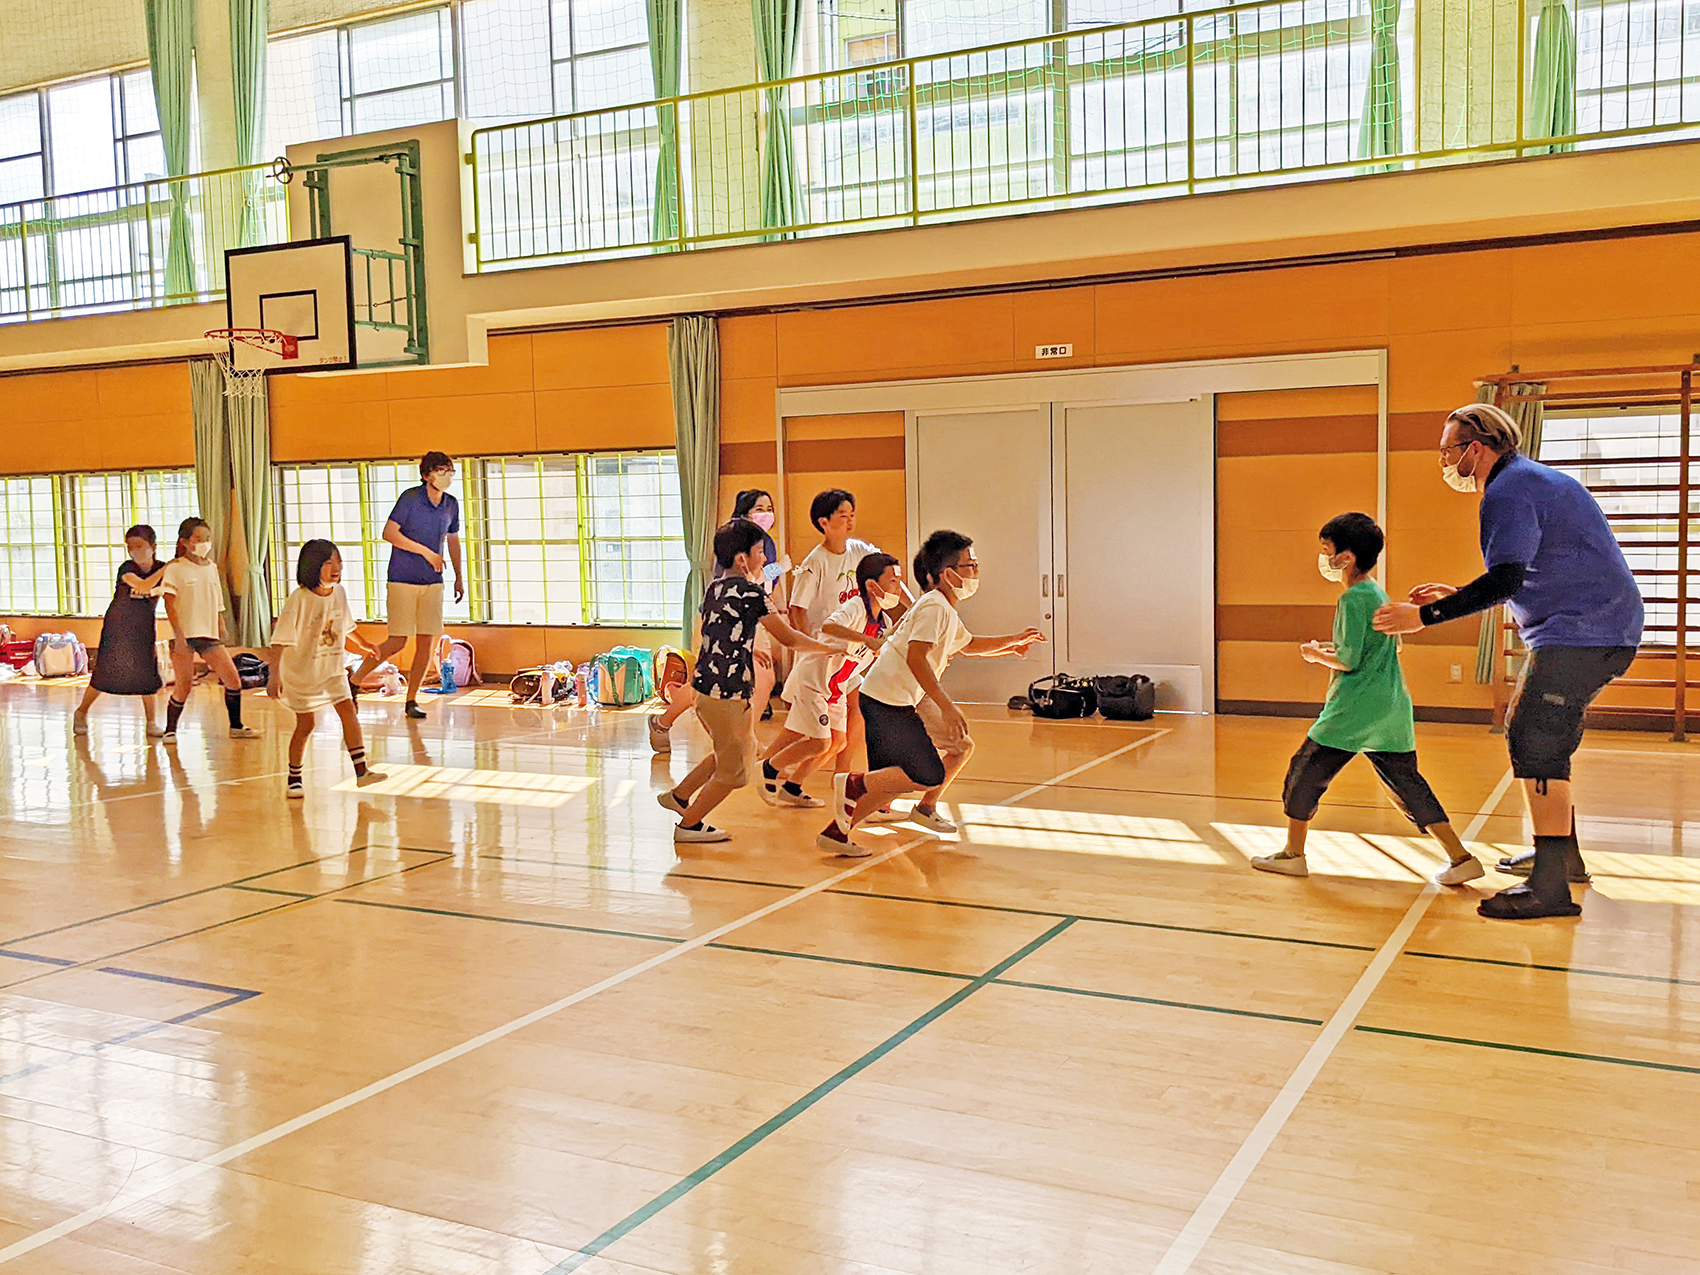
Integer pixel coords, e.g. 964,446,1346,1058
760,612,843,657
964,628,1047,657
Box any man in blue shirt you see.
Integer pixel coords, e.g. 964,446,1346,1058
1375,404,1642,919
349,451,464,719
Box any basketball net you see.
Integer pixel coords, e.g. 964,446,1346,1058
205,328,298,400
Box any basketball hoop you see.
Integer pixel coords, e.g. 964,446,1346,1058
205,328,298,400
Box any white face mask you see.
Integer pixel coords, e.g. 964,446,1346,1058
947,569,979,601
1317,552,1347,583
872,588,900,609
1442,443,1481,493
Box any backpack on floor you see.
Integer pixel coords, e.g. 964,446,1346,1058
594,646,653,706
652,645,691,703
33,633,88,678
1092,674,1157,721
233,652,269,689
510,662,574,705
435,634,481,689
1027,674,1097,720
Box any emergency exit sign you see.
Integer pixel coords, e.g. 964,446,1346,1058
1035,343,1073,359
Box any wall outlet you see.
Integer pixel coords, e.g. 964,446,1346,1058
1449,663,1463,683
1035,343,1073,359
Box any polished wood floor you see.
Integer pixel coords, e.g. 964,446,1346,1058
2,680,1698,1274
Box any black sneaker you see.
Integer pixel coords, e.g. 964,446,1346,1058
1478,884,1581,920
1496,848,1590,883
404,700,426,720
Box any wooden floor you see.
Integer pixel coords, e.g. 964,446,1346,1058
2,680,1698,1275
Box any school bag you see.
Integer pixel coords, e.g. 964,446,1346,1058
33,633,88,678
434,634,481,689
233,652,269,689
594,646,653,706
509,661,574,705
652,645,691,703
1026,674,1097,719
1092,674,1157,721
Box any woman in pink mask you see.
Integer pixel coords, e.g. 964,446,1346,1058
649,489,791,752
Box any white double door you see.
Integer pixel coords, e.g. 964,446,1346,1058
909,398,1214,710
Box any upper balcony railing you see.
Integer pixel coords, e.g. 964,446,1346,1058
468,0,1700,270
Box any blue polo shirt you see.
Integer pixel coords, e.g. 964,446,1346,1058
385,485,460,585
1480,454,1643,649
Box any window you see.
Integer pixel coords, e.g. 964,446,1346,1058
460,0,653,121
272,450,684,628
1573,0,1700,136
70,469,197,612
0,475,60,615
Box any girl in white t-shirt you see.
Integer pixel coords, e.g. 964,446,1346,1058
266,540,387,799
161,517,260,742
817,530,1046,857
762,553,902,805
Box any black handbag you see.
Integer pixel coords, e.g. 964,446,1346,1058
233,652,269,689
1092,674,1157,721
1027,674,1098,719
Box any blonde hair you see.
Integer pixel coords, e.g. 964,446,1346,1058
1446,403,1522,454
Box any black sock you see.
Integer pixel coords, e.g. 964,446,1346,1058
782,781,805,797
682,821,702,831
1526,834,1573,898
224,688,244,729
762,760,778,782
348,746,367,777
288,764,303,787
165,697,186,733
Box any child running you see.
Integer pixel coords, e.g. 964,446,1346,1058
75,524,168,737
762,553,902,806
658,520,841,843
820,530,1045,857
1250,512,1483,884
266,539,388,798
161,517,260,743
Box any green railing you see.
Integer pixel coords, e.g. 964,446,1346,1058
468,0,1700,269
0,163,289,322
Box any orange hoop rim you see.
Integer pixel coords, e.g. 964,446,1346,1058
205,327,299,360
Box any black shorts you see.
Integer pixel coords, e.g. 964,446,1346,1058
1282,737,1449,830
178,636,223,655
1505,645,1637,781
861,694,948,790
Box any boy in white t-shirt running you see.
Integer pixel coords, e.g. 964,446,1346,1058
818,530,1046,857
266,540,389,799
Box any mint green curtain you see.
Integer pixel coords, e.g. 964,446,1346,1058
668,316,720,642
1473,383,1546,683
646,0,682,247
230,0,271,249
1356,0,1403,163
145,0,198,300
227,386,273,646
189,359,235,631
752,0,803,238
1527,0,1577,154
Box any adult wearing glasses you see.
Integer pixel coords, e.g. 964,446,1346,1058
1373,403,1642,919
349,450,465,720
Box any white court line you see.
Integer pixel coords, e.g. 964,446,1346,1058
1150,764,1518,1275
0,729,1157,1266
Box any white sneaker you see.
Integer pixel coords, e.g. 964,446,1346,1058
909,807,957,834
1434,857,1486,886
657,790,688,816
865,806,905,825
773,786,824,809
72,715,89,736
145,722,165,738
674,823,730,844
161,729,177,743
286,779,305,800
832,772,856,834
648,715,671,754
229,726,262,739
356,769,389,787
818,826,870,857
1251,853,1309,878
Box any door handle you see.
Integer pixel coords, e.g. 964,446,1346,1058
1057,574,1065,598
1041,574,1050,598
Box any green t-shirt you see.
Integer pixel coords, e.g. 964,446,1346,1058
1307,579,1417,755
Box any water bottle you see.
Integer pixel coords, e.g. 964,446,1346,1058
575,666,588,708
439,662,457,694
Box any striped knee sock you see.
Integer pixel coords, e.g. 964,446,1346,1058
348,746,368,777
287,764,303,788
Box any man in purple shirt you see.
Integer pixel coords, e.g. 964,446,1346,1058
1376,404,1642,919
349,451,464,719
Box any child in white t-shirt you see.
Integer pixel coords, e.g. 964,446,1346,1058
266,539,387,799
788,488,889,638
818,529,1046,857
763,553,902,805
160,516,260,742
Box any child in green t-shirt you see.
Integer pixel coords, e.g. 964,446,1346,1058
1251,513,1483,885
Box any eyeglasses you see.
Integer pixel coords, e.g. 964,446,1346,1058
950,560,981,574
1438,441,1473,460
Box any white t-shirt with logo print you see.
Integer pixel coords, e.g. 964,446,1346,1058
790,538,881,636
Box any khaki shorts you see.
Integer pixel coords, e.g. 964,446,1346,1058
695,695,754,787
386,582,444,638
916,695,973,757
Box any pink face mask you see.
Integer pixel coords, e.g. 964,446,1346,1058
749,510,776,531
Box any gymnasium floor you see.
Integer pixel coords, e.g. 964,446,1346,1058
1,681,1697,1275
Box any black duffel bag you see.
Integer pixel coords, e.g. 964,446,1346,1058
1027,674,1098,719
233,652,269,689
1092,674,1156,721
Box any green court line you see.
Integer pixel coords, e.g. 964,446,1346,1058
226,885,316,900
710,942,976,981
1355,1025,1700,1076
1404,949,1700,989
541,918,1078,1275
334,898,686,946
992,978,1326,1026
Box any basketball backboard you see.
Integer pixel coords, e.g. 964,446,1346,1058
224,237,357,373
